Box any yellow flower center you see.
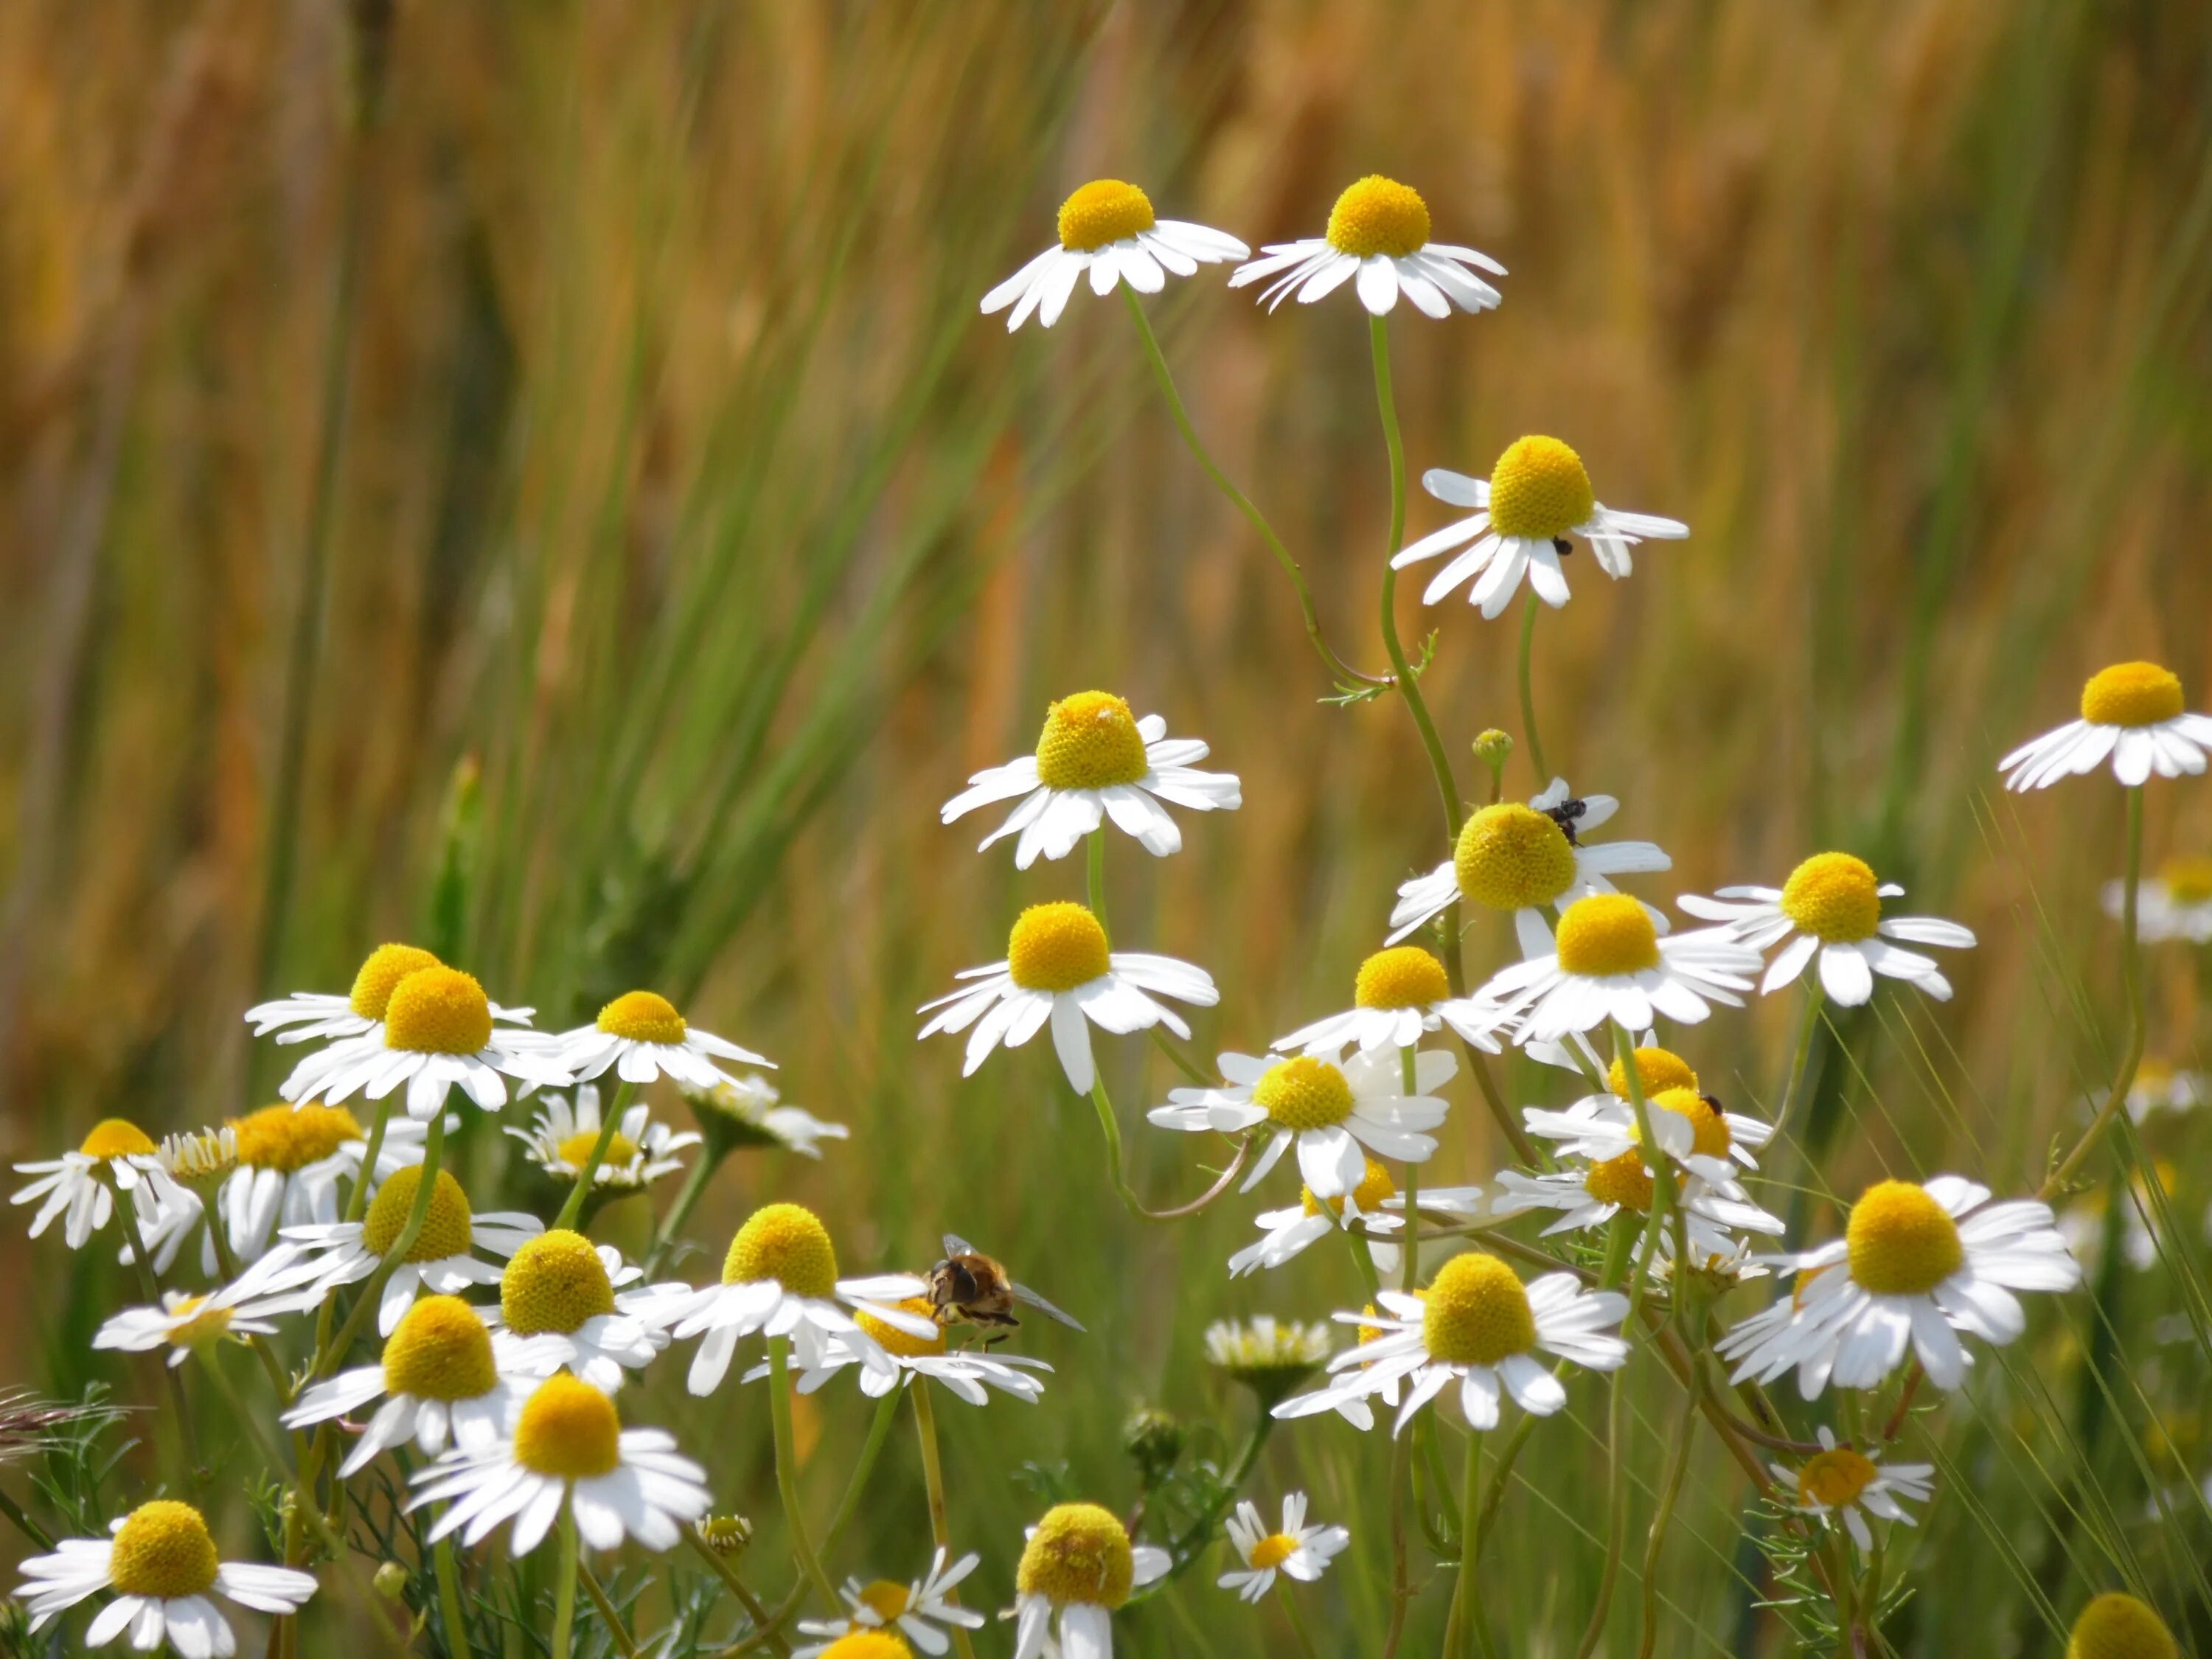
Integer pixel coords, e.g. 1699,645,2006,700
2159,855,2212,906
1796,1446,1880,1509
362,1167,475,1263
230,1102,362,1173
1607,1046,1698,1100
1356,1299,1394,1350
383,1295,499,1401
1554,894,1660,978
1017,1502,1136,1608
1355,946,1450,1009
1057,180,1156,252
349,943,442,1020
1486,437,1596,541
723,1202,840,1298
1453,804,1578,913
1006,902,1111,992
1778,852,1882,942
857,1579,914,1621
383,967,492,1055
1325,175,1430,258
855,1295,946,1359
1650,1086,1731,1160
821,1635,914,1659
1584,1150,1655,1213
1253,1056,1355,1131
1034,692,1150,790
2080,661,2184,728
1301,1158,1397,1217
1422,1253,1536,1367
501,1229,616,1335
77,1118,156,1161
165,1295,235,1348
1249,1532,1299,1570
108,1500,220,1599
512,1374,622,1481
597,990,686,1046
2068,1593,2179,1659
556,1130,641,1168
1846,1180,1964,1295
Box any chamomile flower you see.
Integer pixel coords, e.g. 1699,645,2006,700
1393,438,1688,617
772,1298,1051,1407
796,1551,987,1658
981,181,1248,332
93,1250,327,1368
247,942,508,1051
280,965,566,1120
684,1076,849,1158
1277,1253,1629,1434
2112,856,2212,944
2124,1060,2207,1121
1148,1046,1453,1198
919,902,1217,1093
215,1102,429,1265
490,1229,670,1393
281,1165,541,1336
554,990,771,1091
1478,894,1760,1042
1231,1160,1409,1279
2067,1593,2181,1659
941,692,1240,869
1228,175,1503,318
2001,661,2212,790
283,1295,535,1476
1009,1502,1169,1659
13,1499,317,1652
1273,945,1513,1056
1491,1160,1777,1257
1523,1081,1775,1191
1203,1317,1333,1411
1218,1494,1349,1604
1388,782,1670,957
1776,1427,1933,1554
1679,852,1974,1006
1718,1177,2081,1397
507,1085,700,1197
12,1118,192,1255
412,1373,711,1554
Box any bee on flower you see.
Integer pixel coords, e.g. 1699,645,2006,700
2000,660,2212,790
1007,1501,1170,1659
1230,175,1503,318
1776,1427,1933,1554
1679,852,1974,1005
1217,1493,1349,1604
507,1084,700,1199
762,1295,1051,1407
981,181,1248,331
796,1550,986,1656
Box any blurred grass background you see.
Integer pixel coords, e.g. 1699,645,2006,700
4,0,2212,1652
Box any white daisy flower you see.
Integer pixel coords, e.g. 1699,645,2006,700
1276,1253,1629,1435
981,181,1247,332
13,1499,316,1651
1218,1493,1349,1604
1478,894,1761,1043
2000,660,2212,790
246,942,528,1054
11,1118,194,1257
507,1084,700,1196
1679,852,1975,1006
486,1229,673,1393
1273,945,1514,1057
93,1248,327,1368
919,902,1217,1093
1203,1317,1335,1411
1009,1502,1169,1659
1393,437,1688,617
1388,779,1672,956
1225,1162,1485,1281
214,1102,429,1266
2111,855,2212,944
1490,1164,1776,1259
1718,1177,2081,1397
282,1294,536,1476
1523,1080,1775,1192
411,1373,710,1554
796,1550,987,1657
1775,1427,1933,1554
769,1295,1051,1407
684,1075,849,1158
554,989,772,1093
1228,175,1503,319
1148,1046,1454,1199
279,965,567,1121
941,692,1239,869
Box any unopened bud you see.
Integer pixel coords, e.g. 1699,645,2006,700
372,1561,409,1601
1121,1406,1185,1486
1473,729,1514,772
697,1514,753,1555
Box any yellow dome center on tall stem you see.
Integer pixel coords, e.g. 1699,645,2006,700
1779,852,1882,942
512,1374,622,1481
231,1102,362,1173
362,1167,475,1262
77,1118,156,1161
1253,1057,1355,1130
1006,902,1111,992
1796,1446,1879,1509
165,1296,234,1348
1017,1502,1137,1608
1034,692,1150,790
1486,437,1596,540
1326,175,1430,257
501,1229,616,1335
349,944,443,1020
857,1579,916,1621
855,1295,946,1359
1355,946,1450,1009
383,967,493,1055
597,990,686,1046
1554,894,1660,977
2158,855,2212,905
821,1633,914,1659
382,1295,498,1401
1302,1158,1397,1217
1585,1150,1655,1213
1454,804,1578,911
1608,1046,1698,1100
1422,1253,1536,1367
557,1130,641,1169
1650,1086,1731,1160
1249,1532,1299,1570
1057,181,1156,252
2067,1592,2180,1659
1846,1180,1963,1295
2080,661,2183,728
723,1202,840,1297
108,1500,220,1599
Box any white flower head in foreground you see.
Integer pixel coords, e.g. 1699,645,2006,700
1680,852,1975,1006
284,1294,535,1476
246,942,508,1054
1492,1157,1778,1260
1389,782,1671,959
1279,1253,1628,1435
920,901,1217,1093
1525,1067,1775,1191
1218,1493,1349,1604
1229,174,1503,318
282,1164,541,1337
1393,437,1688,618
1481,894,1759,1042
489,1229,669,1393
1203,1317,1334,1411
775,1295,1051,1407
11,1117,193,1257
796,1549,986,1657
981,179,1248,332
507,1085,700,1196
1009,1501,1169,1659
684,1075,849,1158
1777,1427,1933,1554
13,1499,317,1652
942,692,1239,869
156,1126,237,1186
215,1101,428,1265
556,989,771,1091
2003,659,2212,790
94,1249,326,1369
1274,945,1513,1057
1227,1161,1486,1281
280,965,565,1120
1719,1177,2081,1397
2112,855,2212,945
1150,1046,1453,1198
412,1373,711,1554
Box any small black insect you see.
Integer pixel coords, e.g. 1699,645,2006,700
1552,537,1574,557
1543,794,1590,846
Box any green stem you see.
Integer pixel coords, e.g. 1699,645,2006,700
1443,1426,1490,1659
1281,1582,1325,1659
313,1108,448,1380
1638,1387,1700,1658
434,1526,473,1658
550,1506,580,1659
644,1143,727,1279
345,1097,394,1224
1517,595,1548,782
1380,1430,1413,1659
555,1079,638,1231
114,1180,203,1487
688,1530,793,1658
1399,1047,1422,1293
580,1560,639,1658
1571,1368,1629,1659
1157,1415,1271,1579
0,1486,53,1551
731,1391,900,1653
910,1381,979,1659
1088,829,1109,942
768,1338,841,1610
1768,980,1826,1149
1088,1077,1146,1220
2044,785,2148,1198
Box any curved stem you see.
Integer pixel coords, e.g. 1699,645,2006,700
1517,596,1548,782
690,1531,793,1658
550,1506,580,1659
580,1559,639,1658
555,1079,638,1231
767,1338,841,1610
910,1382,979,1659
2044,785,2147,1199
644,1144,726,1279
1638,1387,1700,1658
344,1097,394,1224
1088,1077,1144,1219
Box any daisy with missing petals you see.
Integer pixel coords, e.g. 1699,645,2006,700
1228,1161,1486,1281
1274,945,1513,1057
13,1498,316,1652
1278,1253,1629,1434
1203,1317,1333,1411
555,989,771,1091
1492,1158,1777,1261
490,1230,669,1392
941,692,1239,869
796,1550,987,1657
1394,437,1688,618
216,1102,429,1264
94,1249,326,1368
281,965,567,1120
981,180,1248,332
2112,855,2212,944
774,1298,1051,1407
1479,894,1760,1042
684,1076,849,1158
282,1165,541,1336
1718,1177,2081,1397
1009,1501,1169,1659
1680,852,1975,1006
1388,782,1671,958
1525,1068,1776,1192
1218,1494,1349,1604
1229,175,1503,318
12,1118,193,1256
507,1085,700,1197
1149,1046,1453,1198
412,1373,711,1554
920,902,1217,1094
1777,1427,1933,1554
2001,661,2212,790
